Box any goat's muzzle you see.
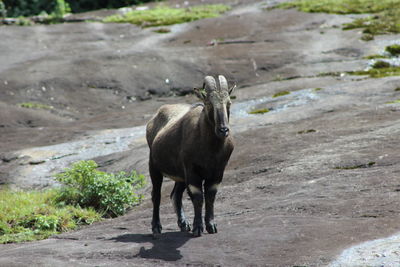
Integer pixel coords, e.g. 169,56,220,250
217,126,230,138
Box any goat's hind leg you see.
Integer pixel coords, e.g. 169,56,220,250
171,182,191,232
150,160,163,238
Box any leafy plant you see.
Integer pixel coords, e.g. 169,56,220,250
56,160,146,217
0,188,101,244
104,4,230,27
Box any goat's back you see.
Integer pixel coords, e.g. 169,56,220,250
146,104,192,147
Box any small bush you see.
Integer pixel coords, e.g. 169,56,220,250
56,160,146,217
372,60,391,69
385,44,400,56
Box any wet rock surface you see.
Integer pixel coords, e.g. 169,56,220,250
1,0,400,266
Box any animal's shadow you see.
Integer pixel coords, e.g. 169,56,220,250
110,231,192,261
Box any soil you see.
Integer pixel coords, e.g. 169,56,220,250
1,0,400,266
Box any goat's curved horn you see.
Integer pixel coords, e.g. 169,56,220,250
218,75,228,91
204,76,217,93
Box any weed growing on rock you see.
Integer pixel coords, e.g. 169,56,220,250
104,4,230,27
18,102,52,110
249,108,270,114
273,91,290,98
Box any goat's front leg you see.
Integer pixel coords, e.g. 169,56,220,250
185,168,204,237
204,180,219,234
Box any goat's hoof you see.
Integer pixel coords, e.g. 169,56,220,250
152,223,162,238
206,222,218,234
178,220,191,232
192,225,203,237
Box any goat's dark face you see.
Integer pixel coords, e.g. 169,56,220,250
194,75,235,139
207,90,232,138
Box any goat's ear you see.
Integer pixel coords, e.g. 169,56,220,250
228,83,236,95
194,87,207,100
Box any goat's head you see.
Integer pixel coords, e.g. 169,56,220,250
194,75,236,139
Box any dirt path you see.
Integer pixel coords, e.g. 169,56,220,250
1,0,400,266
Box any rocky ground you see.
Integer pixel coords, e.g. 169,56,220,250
1,0,400,266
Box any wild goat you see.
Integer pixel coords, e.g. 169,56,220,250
146,75,235,237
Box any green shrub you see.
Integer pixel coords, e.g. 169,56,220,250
372,60,391,69
56,160,146,217
0,1,6,17
385,44,400,56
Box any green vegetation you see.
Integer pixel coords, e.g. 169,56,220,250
385,44,400,56
273,91,290,97
278,0,398,14
249,108,270,114
18,102,52,110
0,160,146,243
314,87,323,91
372,60,391,69
334,161,375,170
386,99,400,104
360,33,374,41
0,188,100,244
104,4,230,27
395,87,400,91
278,0,400,37
298,129,316,134
56,160,146,217
363,54,390,59
348,66,400,78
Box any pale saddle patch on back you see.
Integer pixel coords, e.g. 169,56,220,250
154,104,191,141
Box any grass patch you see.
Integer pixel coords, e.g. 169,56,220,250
0,188,101,244
278,0,399,14
18,102,52,110
386,99,400,104
249,108,270,114
314,87,323,91
363,54,390,59
348,66,400,78
273,91,290,97
278,0,400,36
104,4,230,27
385,44,400,56
0,160,146,244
